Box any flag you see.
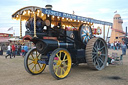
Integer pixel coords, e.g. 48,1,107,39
114,10,117,13
7,27,13,31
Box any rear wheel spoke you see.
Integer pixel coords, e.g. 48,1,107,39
98,57,104,65
100,46,105,50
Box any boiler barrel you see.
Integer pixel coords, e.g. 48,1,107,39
35,39,74,54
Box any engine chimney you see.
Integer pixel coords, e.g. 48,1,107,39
45,5,52,10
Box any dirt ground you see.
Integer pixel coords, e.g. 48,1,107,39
0,49,128,85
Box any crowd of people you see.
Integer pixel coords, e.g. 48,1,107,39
5,43,28,59
107,41,127,54
107,41,121,50
107,41,127,65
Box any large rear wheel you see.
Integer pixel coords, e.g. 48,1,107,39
49,48,72,79
86,38,108,70
24,48,46,75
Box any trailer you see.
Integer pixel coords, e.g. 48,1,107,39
12,5,112,79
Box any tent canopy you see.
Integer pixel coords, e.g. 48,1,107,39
12,6,112,26
8,38,21,41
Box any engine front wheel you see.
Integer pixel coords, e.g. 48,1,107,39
49,48,72,79
24,48,46,75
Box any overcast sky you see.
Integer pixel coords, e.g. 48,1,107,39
0,0,128,38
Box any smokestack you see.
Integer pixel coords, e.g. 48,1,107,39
45,5,52,10
126,26,127,36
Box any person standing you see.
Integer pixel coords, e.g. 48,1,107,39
116,41,119,50
12,44,16,58
121,41,127,55
17,44,21,56
5,44,11,59
24,44,28,56
21,44,25,57
111,43,114,49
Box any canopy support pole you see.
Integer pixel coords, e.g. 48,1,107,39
20,15,22,38
34,12,37,37
106,26,110,42
103,25,105,40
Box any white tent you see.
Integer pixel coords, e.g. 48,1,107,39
8,38,21,41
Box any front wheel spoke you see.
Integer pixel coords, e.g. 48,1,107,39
37,53,40,58
64,64,68,68
28,62,33,66
54,60,58,63
63,54,67,61
54,65,59,69
38,63,41,69
62,68,66,73
59,52,61,59
60,68,63,75
28,58,34,61
36,50,38,57
35,64,36,71
63,59,68,62
32,64,36,70
31,53,34,59
56,54,61,61
55,66,59,75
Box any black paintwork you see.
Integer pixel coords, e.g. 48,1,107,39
25,17,87,64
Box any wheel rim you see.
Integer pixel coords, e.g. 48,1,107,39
53,50,71,78
80,24,92,44
92,38,108,70
27,49,46,74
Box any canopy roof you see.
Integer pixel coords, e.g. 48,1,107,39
12,6,112,26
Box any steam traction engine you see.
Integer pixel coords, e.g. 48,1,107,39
12,5,112,79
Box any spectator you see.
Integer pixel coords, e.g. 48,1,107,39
116,41,119,50
5,44,12,59
17,44,21,56
121,41,127,55
111,43,114,49
15,44,18,55
24,44,28,56
21,44,25,57
12,44,16,58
